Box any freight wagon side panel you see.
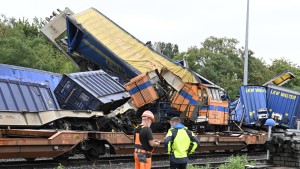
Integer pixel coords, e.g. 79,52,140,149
234,86,267,125
54,70,130,113
0,64,62,92
66,8,199,83
267,85,300,129
0,76,60,111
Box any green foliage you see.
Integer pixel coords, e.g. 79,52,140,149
174,46,201,72
0,15,78,74
1,13,299,97
173,36,300,99
188,164,210,169
187,155,253,169
188,36,246,98
219,155,253,169
57,163,65,169
269,58,300,90
159,42,179,59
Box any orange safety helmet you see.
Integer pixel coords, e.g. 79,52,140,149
142,110,155,122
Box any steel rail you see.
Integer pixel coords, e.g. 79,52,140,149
0,151,266,169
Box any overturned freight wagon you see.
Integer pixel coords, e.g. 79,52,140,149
54,70,130,113
0,76,60,112
231,85,300,129
41,7,199,84
0,63,62,92
267,85,300,129
231,86,268,126
66,8,199,83
0,70,104,129
41,8,231,130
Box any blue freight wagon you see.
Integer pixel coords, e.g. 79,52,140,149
0,76,60,112
64,8,198,83
267,85,300,129
54,70,130,113
0,64,62,92
231,86,268,126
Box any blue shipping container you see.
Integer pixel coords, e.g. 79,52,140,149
267,85,300,129
0,76,60,111
54,70,130,113
231,86,267,125
0,64,62,92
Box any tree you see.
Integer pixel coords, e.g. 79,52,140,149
159,42,179,59
173,46,201,72
175,36,281,98
187,36,245,98
0,15,77,74
269,58,300,90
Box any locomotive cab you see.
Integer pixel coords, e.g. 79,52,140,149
188,83,229,126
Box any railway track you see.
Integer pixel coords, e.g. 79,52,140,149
152,159,269,169
0,151,266,169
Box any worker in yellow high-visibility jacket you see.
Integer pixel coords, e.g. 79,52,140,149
164,117,200,169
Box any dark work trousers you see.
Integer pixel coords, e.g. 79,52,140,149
170,161,187,169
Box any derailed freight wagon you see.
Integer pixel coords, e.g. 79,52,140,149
0,66,119,131
0,76,60,112
54,70,133,133
231,85,300,129
41,7,229,131
231,86,268,126
0,71,267,161
0,63,62,92
55,70,130,113
64,8,198,84
267,85,300,129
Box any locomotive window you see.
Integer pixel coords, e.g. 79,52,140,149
207,88,212,99
198,89,202,98
202,89,208,98
209,88,221,100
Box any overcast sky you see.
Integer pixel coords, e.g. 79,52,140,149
1,0,299,66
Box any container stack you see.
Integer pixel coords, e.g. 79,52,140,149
268,129,300,167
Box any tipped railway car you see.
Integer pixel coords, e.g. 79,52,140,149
54,70,130,113
0,66,127,132
267,85,300,129
231,85,300,130
0,63,62,91
231,86,268,126
40,7,300,134
0,75,60,112
41,7,229,133
2,6,295,162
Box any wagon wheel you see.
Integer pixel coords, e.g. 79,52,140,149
247,145,256,153
84,148,99,161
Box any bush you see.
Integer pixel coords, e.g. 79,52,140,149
187,155,255,169
219,155,254,169
57,163,65,169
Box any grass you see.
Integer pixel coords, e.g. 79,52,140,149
187,155,255,169
57,163,65,169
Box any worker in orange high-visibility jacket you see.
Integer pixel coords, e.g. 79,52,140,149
134,110,160,169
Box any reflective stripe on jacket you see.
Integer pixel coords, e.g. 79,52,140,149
134,126,143,150
164,126,200,163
